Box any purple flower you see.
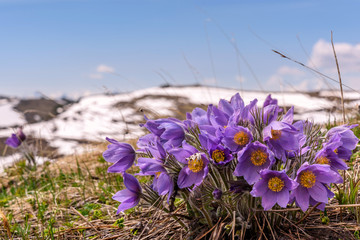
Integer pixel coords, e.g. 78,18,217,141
326,125,359,160
251,169,298,210
136,142,173,200
5,127,26,148
229,98,258,126
169,142,209,189
212,189,222,200
207,104,229,129
112,173,142,213
143,118,185,150
234,141,275,184
263,121,299,161
199,134,233,166
291,163,342,212
263,94,278,107
315,137,348,171
261,95,284,125
103,137,136,173
209,145,233,166
222,126,253,152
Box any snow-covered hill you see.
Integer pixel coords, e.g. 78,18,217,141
1,85,359,171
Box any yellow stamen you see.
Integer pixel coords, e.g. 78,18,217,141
233,131,249,146
155,172,162,178
300,170,316,188
271,129,281,140
268,177,285,192
316,156,330,165
250,149,268,166
188,153,204,173
212,149,225,163
334,148,338,154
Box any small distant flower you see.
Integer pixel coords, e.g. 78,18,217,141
112,173,142,213
209,145,233,166
291,163,342,212
212,189,222,200
169,142,209,189
234,141,275,184
251,169,298,210
263,121,299,161
5,127,26,149
103,138,136,173
222,126,253,152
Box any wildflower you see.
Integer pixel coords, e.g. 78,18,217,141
169,142,209,189
326,125,359,160
199,134,233,166
229,98,258,126
5,127,26,148
136,142,173,200
212,189,222,200
251,169,298,210
234,141,275,184
263,121,299,161
143,118,185,150
112,173,141,213
103,138,136,173
315,137,348,171
263,94,278,107
222,126,253,152
209,145,233,166
291,163,342,212
137,159,173,201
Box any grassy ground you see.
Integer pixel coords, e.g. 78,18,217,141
0,122,360,239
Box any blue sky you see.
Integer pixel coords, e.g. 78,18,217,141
1,0,360,98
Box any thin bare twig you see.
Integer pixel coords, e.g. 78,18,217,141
272,50,360,95
70,207,102,236
296,202,322,224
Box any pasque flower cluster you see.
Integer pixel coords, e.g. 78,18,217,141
103,93,359,217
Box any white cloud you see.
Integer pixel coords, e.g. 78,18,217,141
309,39,360,73
89,73,103,80
277,66,305,76
96,64,115,73
267,66,305,88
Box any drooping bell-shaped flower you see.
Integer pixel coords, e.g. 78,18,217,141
112,173,142,213
5,127,26,148
103,137,136,173
315,136,348,171
143,117,185,150
326,124,359,161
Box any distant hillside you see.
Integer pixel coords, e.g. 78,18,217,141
0,85,359,170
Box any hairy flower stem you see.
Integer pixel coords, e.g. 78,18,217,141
187,193,213,227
